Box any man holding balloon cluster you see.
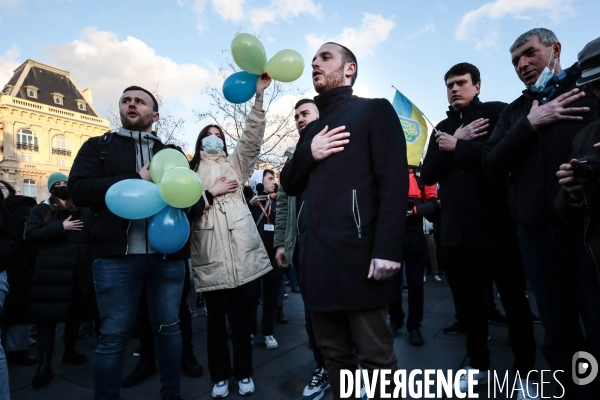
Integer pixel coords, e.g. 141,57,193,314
69,86,205,400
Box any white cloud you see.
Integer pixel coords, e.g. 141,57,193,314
212,0,245,22
248,0,322,32
408,23,436,41
305,13,395,58
0,45,21,88
455,0,575,50
44,28,213,110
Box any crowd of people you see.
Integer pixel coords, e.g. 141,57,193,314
0,26,599,400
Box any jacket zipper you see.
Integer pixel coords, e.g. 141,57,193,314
296,201,305,236
352,190,362,238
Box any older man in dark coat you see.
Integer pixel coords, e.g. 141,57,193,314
280,42,408,400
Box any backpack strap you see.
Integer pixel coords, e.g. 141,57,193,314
98,131,116,162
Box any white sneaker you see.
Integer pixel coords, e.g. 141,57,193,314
455,366,488,392
265,335,278,349
423,275,427,282
434,274,442,281
212,380,230,398
516,378,539,399
238,377,255,396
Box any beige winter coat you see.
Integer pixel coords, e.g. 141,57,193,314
191,108,272,292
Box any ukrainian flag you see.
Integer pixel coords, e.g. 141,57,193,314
392,90,429,166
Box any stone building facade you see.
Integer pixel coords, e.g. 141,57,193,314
0,59,109,201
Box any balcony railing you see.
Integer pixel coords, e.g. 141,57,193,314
17,142,39,152
52,148,72,157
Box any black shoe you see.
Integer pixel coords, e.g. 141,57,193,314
291,286,301,293
531,312,542,324
443,321,466,334
276,306,288,324
488,310,507,326
182,354,204,377
62,348,88,364
6,349,38,366
122,362,158,388
388,321,404,337
409,328,424,346
32,352,53,388
161,395,183,400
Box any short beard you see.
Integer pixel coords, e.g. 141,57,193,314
120,111,155,132
314,66,345,94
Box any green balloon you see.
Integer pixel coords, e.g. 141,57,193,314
265,49,305,82
159,167,203,209
150,148,190,183
231,33,267,75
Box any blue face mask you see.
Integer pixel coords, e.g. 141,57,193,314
202,135,224,154
529,50,556,93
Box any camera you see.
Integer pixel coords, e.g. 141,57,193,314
571,153,600,185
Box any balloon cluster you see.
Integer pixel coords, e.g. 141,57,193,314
105,149,203,254
223,33,305,104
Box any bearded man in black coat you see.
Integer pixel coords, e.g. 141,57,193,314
280,42,408,400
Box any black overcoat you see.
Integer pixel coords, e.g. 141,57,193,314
280,86,408,312
421,98,512,247
24,202,93,323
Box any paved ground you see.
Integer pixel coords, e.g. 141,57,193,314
8,275,549,399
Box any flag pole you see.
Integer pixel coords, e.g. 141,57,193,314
392,85,438,134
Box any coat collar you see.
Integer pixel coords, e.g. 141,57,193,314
314,86,354,116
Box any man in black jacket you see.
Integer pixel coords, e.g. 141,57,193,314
280,42,407,400
422,63,537,397
482,28,600,399
69,86,203,400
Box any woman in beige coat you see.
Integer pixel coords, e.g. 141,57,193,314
189,74,272,398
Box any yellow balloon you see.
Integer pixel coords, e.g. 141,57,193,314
150,148,190,183
231,33,267,75
159,167,203,209
265,50,305,82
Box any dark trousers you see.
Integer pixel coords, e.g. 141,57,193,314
389,229,427,330
518,225,600,398
311,307,397,400
247,259,284,337
444,244,536,376
204,284,252,383
305,310,324,369
137,266,194,364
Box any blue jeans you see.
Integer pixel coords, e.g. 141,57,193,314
518,225,600,398
92,255,185,400
0,272,11,399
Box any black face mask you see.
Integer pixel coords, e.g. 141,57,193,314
52,186,70,200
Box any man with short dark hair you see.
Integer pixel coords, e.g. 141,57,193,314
275,98,332,400
69,86,204,400
483,28,600,399
281,42,407,400
422,62,538,398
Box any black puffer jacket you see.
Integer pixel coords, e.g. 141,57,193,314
0,195,37,323
25,201,94,323
482,63,600,227
68,132,204,259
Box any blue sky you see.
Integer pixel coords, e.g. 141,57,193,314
1,0,598,151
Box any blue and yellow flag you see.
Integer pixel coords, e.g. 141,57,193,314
392,90,429,166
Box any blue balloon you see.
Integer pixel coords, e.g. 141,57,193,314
148,206,190,254
105,179,167,220
222,71,259,104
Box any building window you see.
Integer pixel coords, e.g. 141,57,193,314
17,129,39,152
24,85,38,98
22,154,34,162
57,159,68,167
23,179,36,198
51,135,71,157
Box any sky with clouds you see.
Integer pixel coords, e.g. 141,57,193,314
0,0,597,149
